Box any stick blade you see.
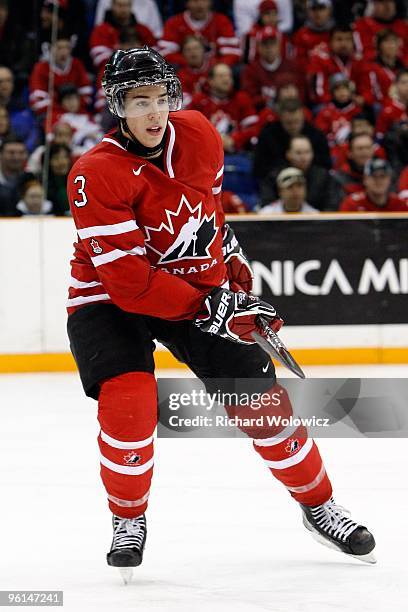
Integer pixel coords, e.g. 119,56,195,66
252,327,306,379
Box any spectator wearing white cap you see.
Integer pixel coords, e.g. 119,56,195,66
260,167,319,213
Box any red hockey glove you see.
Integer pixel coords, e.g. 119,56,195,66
222,224,254,294
195,287,283,345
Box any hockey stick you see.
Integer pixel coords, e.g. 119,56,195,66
252,316,306,379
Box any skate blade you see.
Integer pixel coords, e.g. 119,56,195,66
303,516,377,565
119,568,133,585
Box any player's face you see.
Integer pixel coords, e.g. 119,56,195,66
364,172,391,199
373,0,396,20
124,85,169,148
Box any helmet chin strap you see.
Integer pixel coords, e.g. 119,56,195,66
120,118,167,158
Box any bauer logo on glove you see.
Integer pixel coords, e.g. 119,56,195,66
195,287,283,345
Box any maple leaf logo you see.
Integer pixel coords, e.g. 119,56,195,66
123,452,141,465
144,194,218,264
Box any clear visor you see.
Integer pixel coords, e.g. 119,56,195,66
114,82,180,118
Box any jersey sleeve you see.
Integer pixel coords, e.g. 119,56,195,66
67,157,205,320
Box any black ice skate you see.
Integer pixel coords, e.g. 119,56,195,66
301,497,376,564
107,514,147,584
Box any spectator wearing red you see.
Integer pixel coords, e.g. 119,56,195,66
292,0,334,70
332,113,387,169
399,165,408,201
308,26,365,105
245,1,291,63
241,26,305,109
340,159,407,212
257,83,313,124
376,68,408,139
158,0,240,68
360,30,407,106
353,0,408,62
332,133,377,204
189,62,259,152
177,36,213,107
90,0,155,69
315,73,362,148
29,33,92,118
221,191,249,213
94,26,144,116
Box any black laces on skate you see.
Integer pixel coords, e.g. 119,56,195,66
112,515,146,551
310,497,358,543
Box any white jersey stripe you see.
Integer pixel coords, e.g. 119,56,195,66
78,220,139,239
91,246,146,267
66,293,110,307
69,276,102,289
264,438,313,470
286,463,326,494
102,137,127,151
100,454,154,475
107,492,150,508
166,121,175,178
254,423,299,447
215,165,224,181
100,430,154,450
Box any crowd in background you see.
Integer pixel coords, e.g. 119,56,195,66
0,0,407,216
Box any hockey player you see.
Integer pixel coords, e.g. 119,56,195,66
66,47,376,580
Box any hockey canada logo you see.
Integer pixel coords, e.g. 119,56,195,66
123,452,141,465
144,194,218,265
90,239,103,254
285,439,300,455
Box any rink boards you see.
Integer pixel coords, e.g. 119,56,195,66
0,214,407,372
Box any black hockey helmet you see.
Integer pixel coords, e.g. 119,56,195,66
102,46,183,118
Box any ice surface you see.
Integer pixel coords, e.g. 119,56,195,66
0,367,407,611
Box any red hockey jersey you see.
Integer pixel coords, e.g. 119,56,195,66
292,26,331,69
177,59,214,107
358,58,406,105
376,99,408,138
353,17,408,61
29,58,92,115
240,57,306,108
340,191,408,212
398,166,408,201
308,49,364,104
188,90,259,150
67,111,227,319
90,21,156,68
158,11,240,67
314,101,362,147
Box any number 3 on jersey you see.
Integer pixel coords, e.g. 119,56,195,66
74,175,88,207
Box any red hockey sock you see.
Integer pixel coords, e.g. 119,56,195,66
97,371,157,518
225,383,332,506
